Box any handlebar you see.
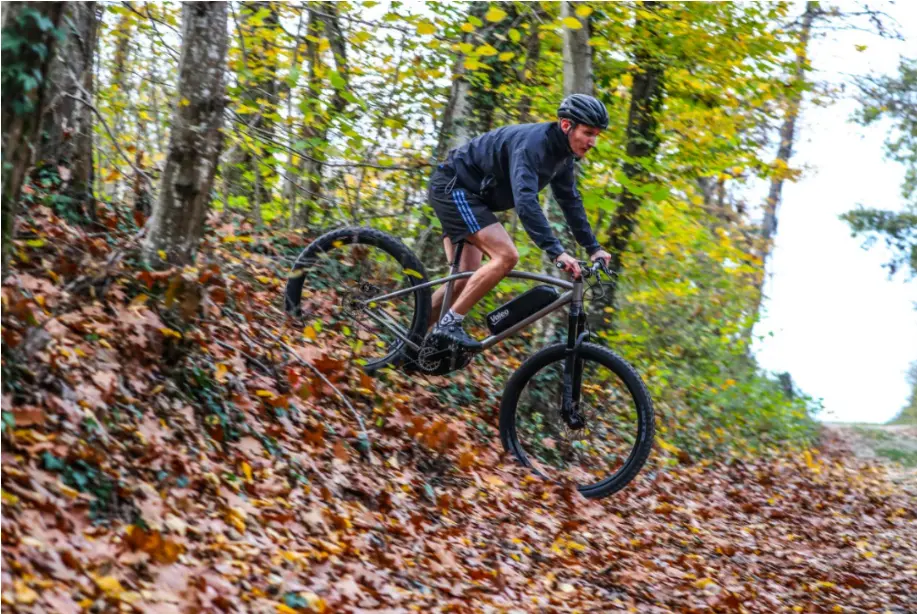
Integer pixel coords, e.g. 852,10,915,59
555,258,610,280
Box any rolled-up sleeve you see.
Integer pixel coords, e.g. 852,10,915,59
551,161,601,255
510,147,565,259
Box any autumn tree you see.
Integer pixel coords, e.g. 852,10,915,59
286,2,350,228
435,2,521,158
561,1,592,95
1,2,64,279
142,2,228,266
37,1,100,222
604,1,666,311
224,1,280,226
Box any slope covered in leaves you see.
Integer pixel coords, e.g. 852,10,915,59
2,204,915,613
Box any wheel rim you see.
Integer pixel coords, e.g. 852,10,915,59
512,355,644,490
293,241,421,368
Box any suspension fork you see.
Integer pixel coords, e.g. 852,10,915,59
562,279,588,424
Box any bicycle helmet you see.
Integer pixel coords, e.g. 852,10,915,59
557,94,609,130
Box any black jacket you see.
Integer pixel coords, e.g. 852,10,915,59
443,121,601,259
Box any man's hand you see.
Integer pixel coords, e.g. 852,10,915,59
590,249,611,268
555,252,582,278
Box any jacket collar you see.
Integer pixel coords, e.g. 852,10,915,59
547,121,575,159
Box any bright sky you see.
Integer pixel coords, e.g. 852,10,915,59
752,2,917,423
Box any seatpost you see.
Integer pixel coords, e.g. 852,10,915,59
440,240,465,320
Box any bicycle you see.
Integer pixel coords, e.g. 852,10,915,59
284,226,654,498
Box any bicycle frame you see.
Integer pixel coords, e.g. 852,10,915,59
356,241,588,354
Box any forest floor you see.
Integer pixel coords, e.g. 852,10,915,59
2,207,916,613
822,422,917,493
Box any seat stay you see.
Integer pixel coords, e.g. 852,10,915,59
361,305,422,352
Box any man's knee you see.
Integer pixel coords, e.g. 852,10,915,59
495,246,519,275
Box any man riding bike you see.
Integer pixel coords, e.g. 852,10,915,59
425,93,612,351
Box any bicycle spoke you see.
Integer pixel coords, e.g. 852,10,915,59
296,242,419,365
513,355,642,489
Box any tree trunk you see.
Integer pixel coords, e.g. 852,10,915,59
1,2,65,280
517,16,543,123
753,1,817,311
605,1,666,314
561,1,593,95
434,2,516,159
288,3,348,229
38,1,99,221
143,2,228,266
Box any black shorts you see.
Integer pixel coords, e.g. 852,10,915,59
428,165,499,243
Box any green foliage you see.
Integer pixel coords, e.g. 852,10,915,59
843,58,917,279
41,451,127,521
0,5,63,115
889,360,917,425
56,0,827,458
841,205,917,278
854,58,917,203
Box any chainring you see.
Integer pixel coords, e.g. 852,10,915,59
412,333,474,376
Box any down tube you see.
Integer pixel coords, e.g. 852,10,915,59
479,291,573,350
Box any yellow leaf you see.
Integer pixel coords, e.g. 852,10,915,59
179,97,190,107
464,57,483,71
256,389,276,398
277,605,299,614
104,167,123,182
460,22,474,33
403,268,424,279
476,43,498,56
416,21,435,35
241,461,253,483
575,6,593,18
561,16,583,29
656,437,681,455
157,250,167,260
2,489,20,506
215,363,228,382
256,275,272,284
803,449,821,473
226,507,247,532
485,6,507,22
508,28,521,43
159,327,182,339
303,325,317,340
14,580,38,604
498,51,515,61
95,575,124,598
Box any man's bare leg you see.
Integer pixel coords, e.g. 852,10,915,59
430,237,483,328
448,223,518,317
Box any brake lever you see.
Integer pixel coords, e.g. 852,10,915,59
554,259,586,280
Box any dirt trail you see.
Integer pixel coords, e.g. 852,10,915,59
822,422,917,494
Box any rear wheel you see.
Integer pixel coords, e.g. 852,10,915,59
285,227,431,373
499,342,654,498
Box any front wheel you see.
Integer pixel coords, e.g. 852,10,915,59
499,343,654,498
